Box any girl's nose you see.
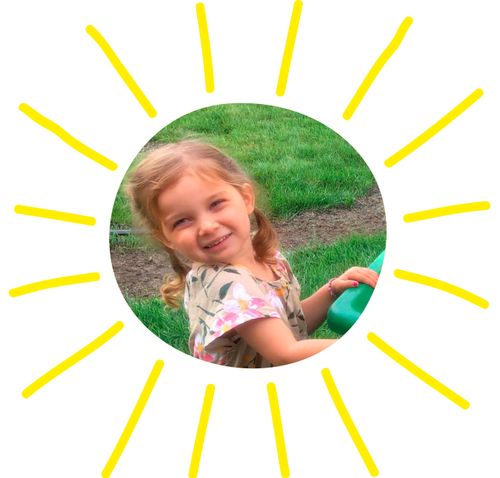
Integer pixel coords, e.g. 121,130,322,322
198,216,218,235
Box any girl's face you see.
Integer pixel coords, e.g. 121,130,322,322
157,170,256,266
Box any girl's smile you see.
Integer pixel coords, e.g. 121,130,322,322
202,232,232,249
157,170,256,266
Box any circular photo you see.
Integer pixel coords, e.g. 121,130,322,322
110,103,386,367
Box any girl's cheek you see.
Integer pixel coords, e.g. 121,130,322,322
178,230,192,241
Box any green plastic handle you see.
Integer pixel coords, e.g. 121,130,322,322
326,250,385,335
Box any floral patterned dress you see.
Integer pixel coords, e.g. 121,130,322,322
184,252,308,367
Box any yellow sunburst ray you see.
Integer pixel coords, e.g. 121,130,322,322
9,272,100,297
86,25,157,118
385,88,483,167
14,205,96,225
276,0,303,96
22,322,124,398
189,384,215,478
322,369,379,476
343,17,413,120
367,333,469,409
403,201,490,222
394,269,489,308
102,360,164,478
19,103,118,171
195,3,215,93
266,382,290,478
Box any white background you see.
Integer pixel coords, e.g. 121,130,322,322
1,0,499,476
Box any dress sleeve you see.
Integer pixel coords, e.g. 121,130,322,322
187,264,281,352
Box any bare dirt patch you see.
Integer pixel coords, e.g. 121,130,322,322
111,186,386,298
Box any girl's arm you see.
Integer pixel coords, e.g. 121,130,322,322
300,283,335,333
236,318,336,366
301,267,379,333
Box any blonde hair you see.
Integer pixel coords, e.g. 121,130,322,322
126,140,279,308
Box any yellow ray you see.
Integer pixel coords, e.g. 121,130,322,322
321,369,379,476
385,88,483,167
367,333,470,409
19,103,118,171
14,205,96,226
343,17,413,120
404,201,490,222
394,269,489,308
9,272,100,298
276,0,303,96
189,384,215,478
266,382,290,478
195,3,215,93
22,322,124,398
86,25,157,117
102,360,164,478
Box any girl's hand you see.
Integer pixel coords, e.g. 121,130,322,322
330,267,378,296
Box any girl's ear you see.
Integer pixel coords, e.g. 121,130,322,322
161,238,173,250
241,183,255,214
154,228,173,250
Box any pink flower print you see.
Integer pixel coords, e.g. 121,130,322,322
266,289,284,310
211,284,281,339
223,283,267,317
214,311,240,335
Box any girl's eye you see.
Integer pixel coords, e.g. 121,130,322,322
210,199,225,208
172,218,189,229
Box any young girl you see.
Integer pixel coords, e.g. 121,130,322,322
127,140,378,367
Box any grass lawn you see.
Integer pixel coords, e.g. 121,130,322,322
127,232,386,355
111,103,374,227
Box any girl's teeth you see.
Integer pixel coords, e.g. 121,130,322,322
206,234,230,248
207,236,226,248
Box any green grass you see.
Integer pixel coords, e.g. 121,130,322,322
109,232,146,250
127,232,386,352
111,103,374,229
111,192,134,228
127,297,190,354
